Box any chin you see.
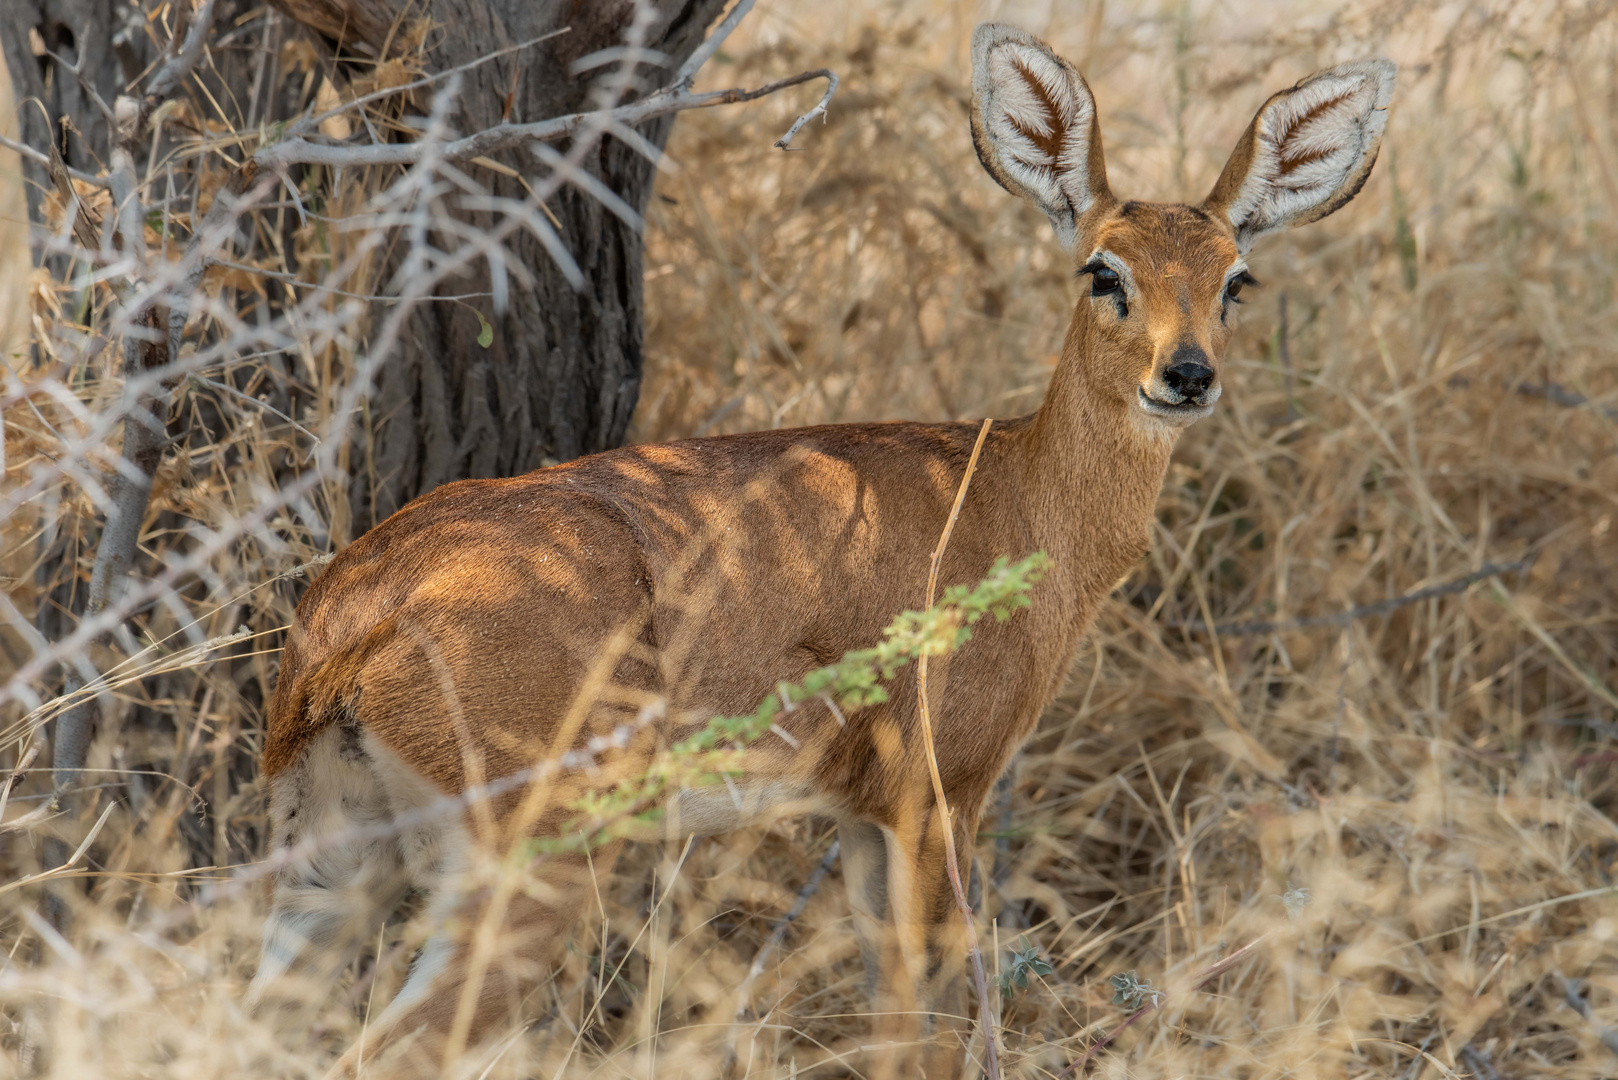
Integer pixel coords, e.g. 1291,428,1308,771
1136,385,1218,427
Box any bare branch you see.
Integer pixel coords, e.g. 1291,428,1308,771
256,68,838,171
674,0,756,88
0,132,110,188
145,0,220,105
52,93,166,793
774,69,837,150
41,39,116,127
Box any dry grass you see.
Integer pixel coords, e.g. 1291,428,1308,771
3,0,1617,1077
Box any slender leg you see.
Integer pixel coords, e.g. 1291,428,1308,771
352,840,623,1079
838,815,890,996
881,801,975,1080
247,726,410,1018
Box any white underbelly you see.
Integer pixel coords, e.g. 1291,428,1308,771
665,780,819,837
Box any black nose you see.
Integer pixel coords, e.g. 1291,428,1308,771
1162,358,1215,398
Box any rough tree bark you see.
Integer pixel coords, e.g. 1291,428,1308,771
6,0,734,867
270,0,731,530
3,0,149,222
7,0,729,538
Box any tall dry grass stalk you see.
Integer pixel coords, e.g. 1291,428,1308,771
1,0,1616,1077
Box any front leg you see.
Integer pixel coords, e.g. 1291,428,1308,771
860,800,978,1080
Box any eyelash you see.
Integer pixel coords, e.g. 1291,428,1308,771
1079,261,1128,317
1225,271,1259,303
1073,264,1259,317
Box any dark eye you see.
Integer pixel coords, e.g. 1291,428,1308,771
1089,266,1122,296
1225,271,1258,303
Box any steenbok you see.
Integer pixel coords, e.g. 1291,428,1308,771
249,23,1394,1079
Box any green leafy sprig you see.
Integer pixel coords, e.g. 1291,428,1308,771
538,552,1048,853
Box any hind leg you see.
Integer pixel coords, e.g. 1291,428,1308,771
347,735,624,1077
247,725,410,1016
352,842,622,1077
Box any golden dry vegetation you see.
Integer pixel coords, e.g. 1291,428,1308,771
2,0,1617,1077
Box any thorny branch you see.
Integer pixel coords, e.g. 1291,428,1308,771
6,2,839,716
255,67,839,170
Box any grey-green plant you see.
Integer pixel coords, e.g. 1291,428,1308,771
1109,969,1163,1011
1282,879,1312,920
999,940,1054,1000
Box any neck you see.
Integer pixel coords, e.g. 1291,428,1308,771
1010,308,1177,607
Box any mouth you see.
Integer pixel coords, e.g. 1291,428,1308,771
1137,385,1218,422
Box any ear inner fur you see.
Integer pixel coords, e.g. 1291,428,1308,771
969,23,1112,248
1204,59,1397,246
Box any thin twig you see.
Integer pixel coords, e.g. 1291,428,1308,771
0,133,111,187
1166,557,1532,637
40,42,116,127
916,417,1000,1080
774,70,837,150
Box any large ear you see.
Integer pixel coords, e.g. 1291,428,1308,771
970,23,1112,250
1204,59,1396,249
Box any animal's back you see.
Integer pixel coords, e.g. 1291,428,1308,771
263,418,1032,793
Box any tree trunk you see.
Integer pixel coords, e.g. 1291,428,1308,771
3,0,151,222
271,0,729,531
8,0,724,533
5,0,728,854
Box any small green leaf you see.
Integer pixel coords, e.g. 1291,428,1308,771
475,310,494,348
999,941,1053,1000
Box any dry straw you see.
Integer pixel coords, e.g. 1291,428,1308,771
2,0,1616,1077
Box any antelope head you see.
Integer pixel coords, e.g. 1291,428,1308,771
970,25,1395,430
